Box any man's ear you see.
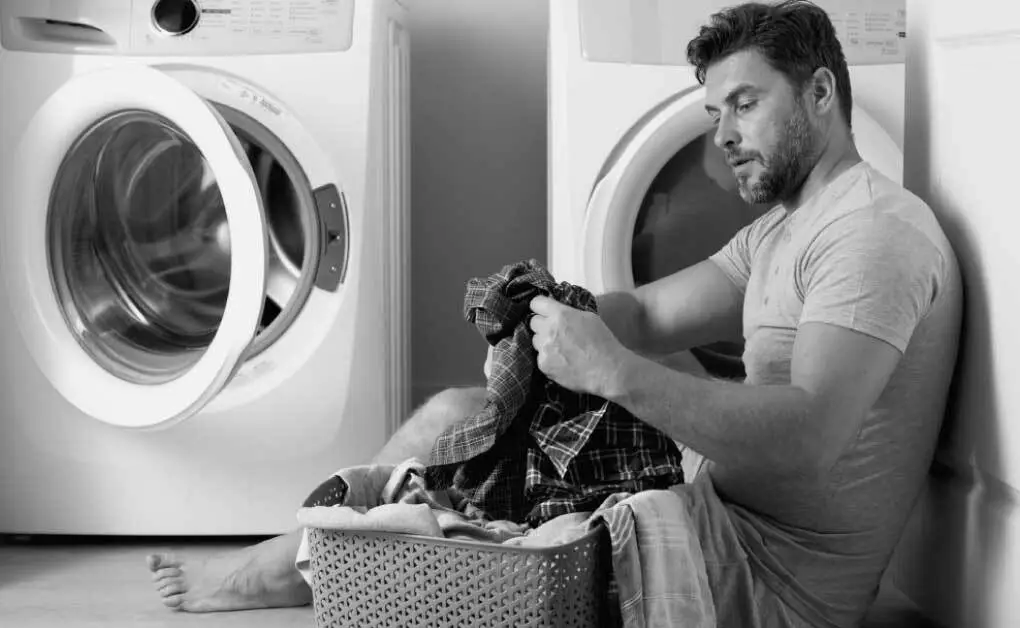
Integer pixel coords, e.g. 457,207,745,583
807,67,838,117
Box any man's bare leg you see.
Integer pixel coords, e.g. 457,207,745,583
146,387,487,612
371,387,487,465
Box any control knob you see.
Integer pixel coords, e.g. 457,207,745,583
152,0,200,36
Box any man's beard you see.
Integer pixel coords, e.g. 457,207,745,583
737,102,817,205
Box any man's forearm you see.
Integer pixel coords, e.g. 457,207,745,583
595,292,650,353
604,351,825,476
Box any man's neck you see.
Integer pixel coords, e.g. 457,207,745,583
783,142,862,213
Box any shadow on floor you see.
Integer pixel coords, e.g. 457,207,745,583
0,534,267,589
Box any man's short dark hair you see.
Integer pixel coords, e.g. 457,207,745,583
686,1,853,128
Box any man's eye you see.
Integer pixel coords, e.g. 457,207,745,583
737,101,756,113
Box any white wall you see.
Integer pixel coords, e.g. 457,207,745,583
405,0,549,406
884,1,1020,626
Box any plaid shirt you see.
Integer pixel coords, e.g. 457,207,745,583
425,259,684,526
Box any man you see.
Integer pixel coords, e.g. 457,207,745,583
148,2,962,626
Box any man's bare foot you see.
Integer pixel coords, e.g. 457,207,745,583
144,387,487,612
146,532,311,612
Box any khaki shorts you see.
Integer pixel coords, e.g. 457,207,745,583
672,468,815,628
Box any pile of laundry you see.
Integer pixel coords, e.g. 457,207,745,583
295,259,716,628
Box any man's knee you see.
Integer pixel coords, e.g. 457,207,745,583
375,386,487,465
423,386,486,427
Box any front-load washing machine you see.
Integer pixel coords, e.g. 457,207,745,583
0,0,410,535
549,0,906,379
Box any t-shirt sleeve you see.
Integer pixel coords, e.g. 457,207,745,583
796,212,944,353
709,222,755,294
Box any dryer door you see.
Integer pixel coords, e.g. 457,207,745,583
581,87,903,378
3,64,269,429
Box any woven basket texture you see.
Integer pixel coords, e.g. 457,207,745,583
308,525,611,627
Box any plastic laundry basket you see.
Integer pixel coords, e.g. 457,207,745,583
307,524,612,627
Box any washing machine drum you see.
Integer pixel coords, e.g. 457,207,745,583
628,133,771,380
48,108,312,386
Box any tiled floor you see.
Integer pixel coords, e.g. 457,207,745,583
0,534,942,627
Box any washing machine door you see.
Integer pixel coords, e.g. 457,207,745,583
3,64,269,428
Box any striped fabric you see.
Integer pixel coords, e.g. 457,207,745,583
425,259,684,525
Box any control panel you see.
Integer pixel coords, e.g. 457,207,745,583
0,0,356,55
578,0,906,67
132,0,356,55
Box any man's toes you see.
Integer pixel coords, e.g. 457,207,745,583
158,579,186,598
163,593,185,609
151,567,183,582
146,552,179,571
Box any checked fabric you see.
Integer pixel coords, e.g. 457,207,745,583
424,259,685,526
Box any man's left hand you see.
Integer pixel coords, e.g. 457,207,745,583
528,295,631,396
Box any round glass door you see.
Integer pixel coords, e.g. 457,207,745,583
3,63,273,427
47,104,321,387
630,131,771,379
50,111,236,384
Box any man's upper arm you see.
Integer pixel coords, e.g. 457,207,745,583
797,213,943,352
790,322,903,469
790,212,945,468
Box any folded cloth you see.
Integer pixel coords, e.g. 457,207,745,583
426,258,685,525
587,489,717,628
297,502,443,537
297,458,527,538
503,511,591,548
300,458,422,510
509,487,718,627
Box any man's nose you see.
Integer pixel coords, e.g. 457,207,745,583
713,113,739,150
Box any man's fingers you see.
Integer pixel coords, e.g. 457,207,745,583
529,295,561,316
529,313,548,334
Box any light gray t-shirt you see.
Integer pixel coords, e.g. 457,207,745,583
708,161,962,628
